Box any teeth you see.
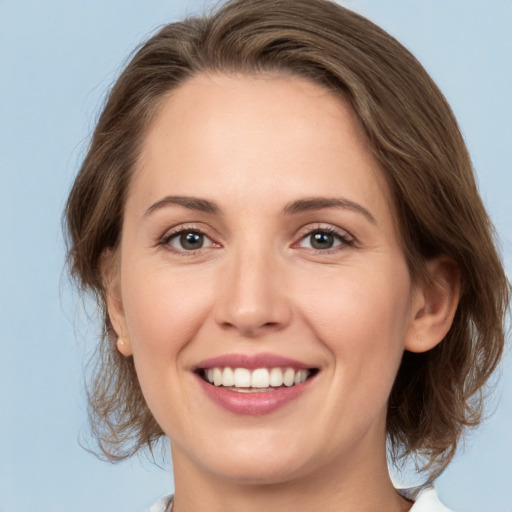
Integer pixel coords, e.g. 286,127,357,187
233,368,251,387
204,367,311,389
222,367,235,387
251,368,269,388
283,368,295,387
213,367,223,386
269,367,283,387
294,369,308,385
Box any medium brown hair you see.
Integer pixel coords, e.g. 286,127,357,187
65,0,509,477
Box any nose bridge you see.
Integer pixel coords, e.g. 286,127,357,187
215,235,290,335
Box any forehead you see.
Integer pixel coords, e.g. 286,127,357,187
131,72,395,229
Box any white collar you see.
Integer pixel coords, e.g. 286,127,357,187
148,486,454,512
407,486,453,511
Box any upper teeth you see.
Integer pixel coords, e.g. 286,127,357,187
204,367,310,388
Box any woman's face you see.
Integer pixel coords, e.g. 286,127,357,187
110,73,424,484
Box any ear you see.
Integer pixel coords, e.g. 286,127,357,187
101,249,133,357
405,257,461,353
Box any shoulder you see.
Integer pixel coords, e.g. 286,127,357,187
408,486,454,512
146,494,173,512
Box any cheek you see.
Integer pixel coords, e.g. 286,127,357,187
119,265,216,423
120,264,213,358
299,262,412,384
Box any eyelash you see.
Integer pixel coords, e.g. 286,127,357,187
294,225,355,254
158,224,218,256
158,224,355,256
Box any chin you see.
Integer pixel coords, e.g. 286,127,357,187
195,438,316,486
210,459,309,486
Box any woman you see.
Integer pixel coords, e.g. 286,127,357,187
65,0,509,510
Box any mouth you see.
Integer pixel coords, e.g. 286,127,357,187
198,366,318,393
193,353,319,414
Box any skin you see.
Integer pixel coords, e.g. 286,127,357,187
106,73,459,512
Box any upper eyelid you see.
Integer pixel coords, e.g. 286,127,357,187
159,226,220,256
157,224,219,251
292,225,357,254
161,223,217,239
157,223,354,248
165,229,212,242
295,223,354,240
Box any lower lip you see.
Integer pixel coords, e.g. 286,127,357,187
196,374,315,415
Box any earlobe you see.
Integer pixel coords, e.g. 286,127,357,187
405,257,461,353
116,336,133,357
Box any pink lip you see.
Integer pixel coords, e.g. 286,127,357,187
194,353,313,370
193,353,317,416
196,374,315,415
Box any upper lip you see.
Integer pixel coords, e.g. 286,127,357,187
194,353,316,370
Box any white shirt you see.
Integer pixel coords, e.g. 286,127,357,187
147,486,453,511
409,486,453,511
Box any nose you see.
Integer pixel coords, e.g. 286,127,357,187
214,244,292,337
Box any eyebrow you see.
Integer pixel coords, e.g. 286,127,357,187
144,195,222,217
283,197,376,224
144,195,376,224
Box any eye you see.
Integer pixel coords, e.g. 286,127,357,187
297,227,353,251
163,229,215,252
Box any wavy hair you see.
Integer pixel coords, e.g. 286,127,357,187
65,0,509,477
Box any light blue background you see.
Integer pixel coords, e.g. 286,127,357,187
1,1,510,511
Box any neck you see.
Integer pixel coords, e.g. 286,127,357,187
170,437,412,512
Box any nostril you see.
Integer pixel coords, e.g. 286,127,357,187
213,276,293,335
218,320,281,337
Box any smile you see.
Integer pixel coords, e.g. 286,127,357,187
194,354,318,415
202,367,312,391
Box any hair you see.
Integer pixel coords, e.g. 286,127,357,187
65,0,509,478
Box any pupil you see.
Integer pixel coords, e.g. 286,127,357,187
311,231,333,249
180,232,203,250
